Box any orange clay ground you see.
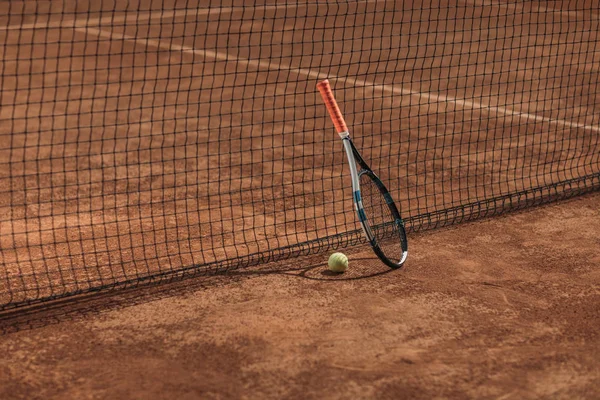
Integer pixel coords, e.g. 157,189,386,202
1,192,599,399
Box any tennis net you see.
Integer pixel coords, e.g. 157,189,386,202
1,0,599,311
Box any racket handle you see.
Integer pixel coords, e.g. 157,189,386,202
317,79,349,136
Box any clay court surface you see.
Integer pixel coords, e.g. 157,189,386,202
1,192,599,399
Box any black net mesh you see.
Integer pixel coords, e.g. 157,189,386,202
1,1,599,310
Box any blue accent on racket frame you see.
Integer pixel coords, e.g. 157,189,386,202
383,192,394,205
358,208,367,222
353,190,362,204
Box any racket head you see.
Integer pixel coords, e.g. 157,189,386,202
357,170,408,268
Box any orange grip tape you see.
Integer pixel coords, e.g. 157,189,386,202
317,79,348,134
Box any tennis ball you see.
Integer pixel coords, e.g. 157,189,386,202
328,252,348,273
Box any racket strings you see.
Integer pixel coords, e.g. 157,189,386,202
359,174,406,264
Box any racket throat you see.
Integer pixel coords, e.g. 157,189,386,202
341,138,374,243
342,138,360,194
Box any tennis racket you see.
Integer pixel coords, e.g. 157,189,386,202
317,79,408,268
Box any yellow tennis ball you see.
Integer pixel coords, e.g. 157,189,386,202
328,252,348,273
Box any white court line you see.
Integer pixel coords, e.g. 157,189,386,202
78,26,329,77
0,1,381,31
1,8,226,31
1,6,269,31
461,0,598,20
77,25,600,135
